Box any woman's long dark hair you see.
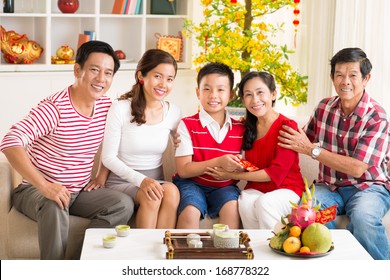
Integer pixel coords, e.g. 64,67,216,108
238,71,276,150
118,49,177,125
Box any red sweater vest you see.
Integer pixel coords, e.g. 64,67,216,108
182,113,245,187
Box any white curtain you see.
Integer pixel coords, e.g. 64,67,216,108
273,0,336,116
278,0,390,116
293,0,390,116
333,0,390,114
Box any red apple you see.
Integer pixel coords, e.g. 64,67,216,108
115,50,126,60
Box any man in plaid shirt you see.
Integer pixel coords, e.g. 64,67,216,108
279,48,390,260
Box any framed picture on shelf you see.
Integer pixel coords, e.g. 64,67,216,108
156,33,182,61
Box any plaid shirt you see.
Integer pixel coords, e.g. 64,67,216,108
305,91,390,191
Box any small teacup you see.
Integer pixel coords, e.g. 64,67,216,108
211,223,229,239
115,225,130,237
186,233,201,245
188,239,203,248
102,235,117,248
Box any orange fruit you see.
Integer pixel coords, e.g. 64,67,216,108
299,246,311,253
289,225,302,237
282,236,301,254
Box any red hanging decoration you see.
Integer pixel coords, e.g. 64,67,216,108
230,0,237,3
293,0,301,48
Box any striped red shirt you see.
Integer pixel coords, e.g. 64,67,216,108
182,113,245,188
0,86,112,193
305,91,390,191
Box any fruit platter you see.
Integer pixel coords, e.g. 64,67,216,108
269,180,337,258
269,244,334,258
163,230,254,259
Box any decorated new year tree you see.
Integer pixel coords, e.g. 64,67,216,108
183,0,308,106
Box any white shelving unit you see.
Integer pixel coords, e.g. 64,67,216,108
0,0,192,72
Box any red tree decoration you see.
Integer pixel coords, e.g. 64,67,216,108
293,0,301,48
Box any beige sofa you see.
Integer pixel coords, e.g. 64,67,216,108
1,127,390,259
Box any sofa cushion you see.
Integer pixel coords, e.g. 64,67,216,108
7,206,90,259
7,208,40,259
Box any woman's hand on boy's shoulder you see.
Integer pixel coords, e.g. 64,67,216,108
173,132,181,148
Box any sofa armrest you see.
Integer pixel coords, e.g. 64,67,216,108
0,152,13,258
0,153,13,218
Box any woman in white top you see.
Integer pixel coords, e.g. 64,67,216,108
102,49,181,228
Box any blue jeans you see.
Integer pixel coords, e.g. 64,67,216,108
173,176,240,219
315,183,390,260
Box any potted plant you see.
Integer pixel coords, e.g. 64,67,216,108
183,0,308,108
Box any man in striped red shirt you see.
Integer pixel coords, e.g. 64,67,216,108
279,48,390,260
0,41,133,259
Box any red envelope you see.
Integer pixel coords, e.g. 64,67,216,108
315,205,337,224
239,159,260,172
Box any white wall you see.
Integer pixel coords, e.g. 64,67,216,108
0,69,199,139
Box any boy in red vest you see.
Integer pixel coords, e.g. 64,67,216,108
173,62,245,229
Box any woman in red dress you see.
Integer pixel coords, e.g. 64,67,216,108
206,71,305,229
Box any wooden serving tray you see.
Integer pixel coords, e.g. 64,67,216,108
163,230,254,259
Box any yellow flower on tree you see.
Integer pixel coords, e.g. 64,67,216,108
183,0,308,106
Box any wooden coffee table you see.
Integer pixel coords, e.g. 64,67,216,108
80,228,373,260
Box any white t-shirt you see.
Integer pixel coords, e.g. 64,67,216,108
101,99,181,186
